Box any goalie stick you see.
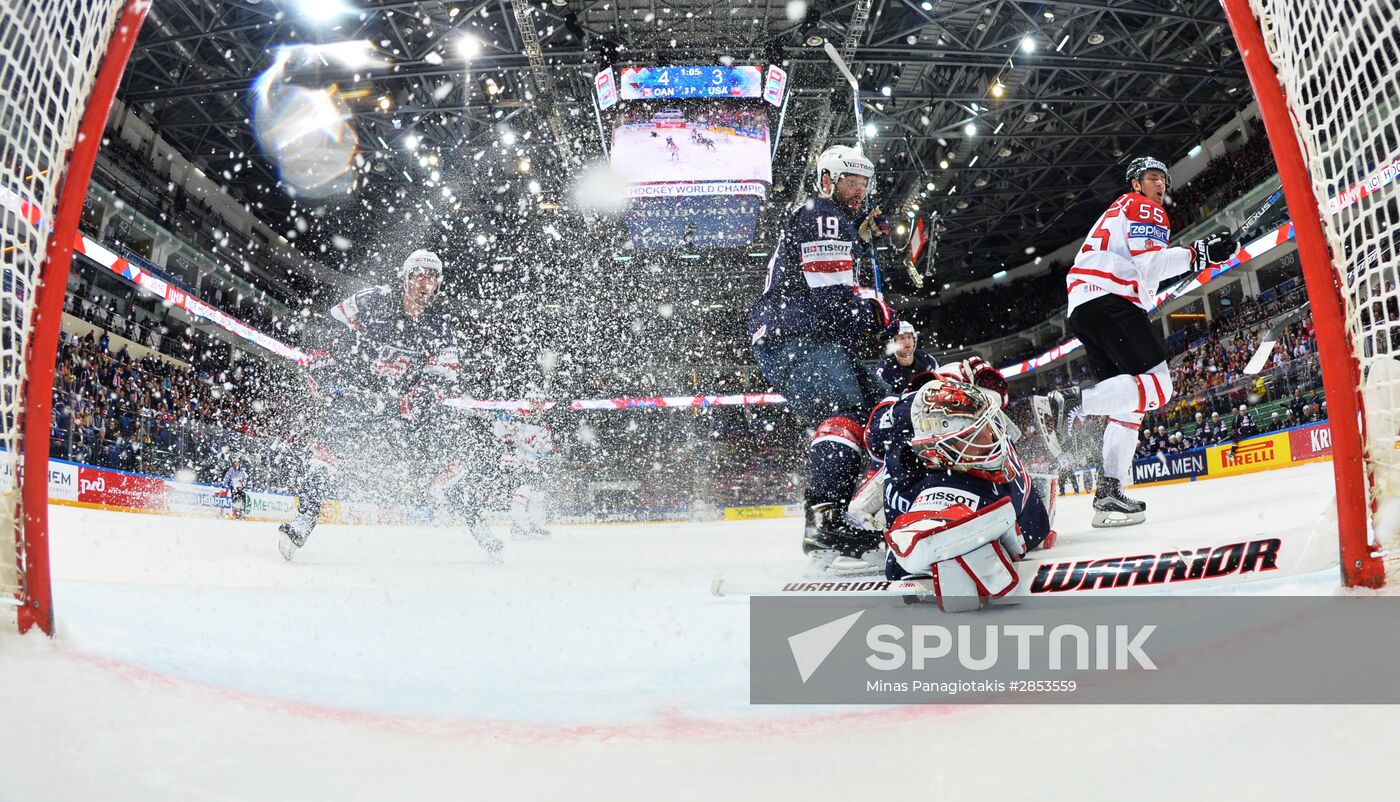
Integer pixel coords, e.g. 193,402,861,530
1162,184,1285,299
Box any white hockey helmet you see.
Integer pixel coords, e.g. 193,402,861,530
909,379,1010,475
399,249,443,280
1125,156,1172,191
897,320,917,339
814,144,875,198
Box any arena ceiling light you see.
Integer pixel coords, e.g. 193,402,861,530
963,123,977,136
1020,35,1036,53
297,0,354,24
309,40,378,69
456,35,481,61
864,122,878,138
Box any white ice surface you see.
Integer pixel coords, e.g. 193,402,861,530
611,126,772,183
2,460,1397,801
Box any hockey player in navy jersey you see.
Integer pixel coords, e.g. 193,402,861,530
1034,157,1236,526
868,377,1055,612
876,321,939,391
276,249,503,561
749,144,901,567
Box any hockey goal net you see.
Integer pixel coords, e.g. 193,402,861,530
1226,0,1400,586
0,0,147,634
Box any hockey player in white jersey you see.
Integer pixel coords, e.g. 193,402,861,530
1033,157,1236,526
492,391,555,539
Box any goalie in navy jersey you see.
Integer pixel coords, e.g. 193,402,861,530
1034,157,1237,527
276,250,502,562
748,144,900,566
868,377,1056,612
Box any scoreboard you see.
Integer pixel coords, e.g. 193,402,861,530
618,66,763,100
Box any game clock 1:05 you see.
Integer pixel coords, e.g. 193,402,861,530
651,67,727,86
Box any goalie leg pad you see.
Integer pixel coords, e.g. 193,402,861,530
930,541,1019,613
848,466,887,529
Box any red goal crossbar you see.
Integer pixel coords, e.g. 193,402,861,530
1223,0,1385,587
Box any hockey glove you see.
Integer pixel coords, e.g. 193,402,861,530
1189,230,1238,270
865,294,899,338
857,205,889,244
961,356,1011,408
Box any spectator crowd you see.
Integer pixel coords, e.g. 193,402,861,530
49,326,287,486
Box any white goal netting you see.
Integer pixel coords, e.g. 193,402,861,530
0,0,129,617
1247,0,1400,571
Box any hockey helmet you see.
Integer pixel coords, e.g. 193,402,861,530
891,320,918,346
399,249,443,280
815,144,875,198
1125,156,1171,191
908,378,1010,474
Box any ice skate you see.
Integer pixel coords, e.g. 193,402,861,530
803,500,885,574
1031,386,1081,457
468,518,505,563
277,517,314,561
1090,474,1146,528
510,523,552,541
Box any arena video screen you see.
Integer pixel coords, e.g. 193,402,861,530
610,97,771,250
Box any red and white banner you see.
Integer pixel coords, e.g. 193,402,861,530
909,217,927,265
763,65,787,107
569,393,786,411
594,67,618,111
76,465,166,509
1327,155,1400,213
1289,422,1333,461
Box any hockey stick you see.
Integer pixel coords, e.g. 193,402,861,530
1241,326,1278,376
1162,184,1285,299
712,576,934,598
822,41,864,152
822,42,885,294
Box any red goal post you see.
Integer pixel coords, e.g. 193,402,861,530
1224,0,1398,587
2,0,150,635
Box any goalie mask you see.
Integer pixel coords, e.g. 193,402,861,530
909,379,1011,476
